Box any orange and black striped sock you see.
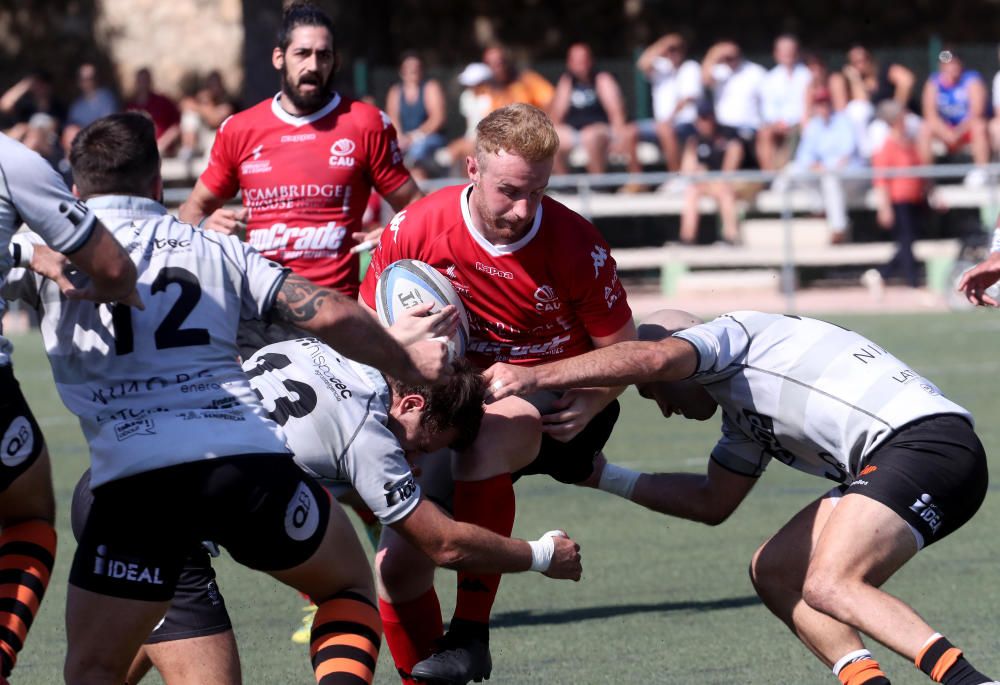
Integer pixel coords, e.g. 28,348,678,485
0,520,55,678
835,650,890,685
450,474,515,639
916,634,992,685
310,590,381,685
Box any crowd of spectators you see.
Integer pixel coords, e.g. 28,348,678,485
5,38,1000,247
0,62,237,185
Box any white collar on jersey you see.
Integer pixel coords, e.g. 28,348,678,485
270,91,342,127
459,184,542,257
84,194,167,217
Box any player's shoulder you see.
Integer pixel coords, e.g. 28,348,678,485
393,185,467,234
539,195,607,249
338,95,395,133
216,98,274,135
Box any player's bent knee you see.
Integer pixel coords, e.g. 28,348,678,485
801,567,853,620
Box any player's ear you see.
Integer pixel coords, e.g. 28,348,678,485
71,183,80,198
401,393,426,414
272,47,285,71
466,155,480,184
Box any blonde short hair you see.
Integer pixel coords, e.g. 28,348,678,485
475,103,559,164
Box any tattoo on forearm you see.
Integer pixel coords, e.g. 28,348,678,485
274,273,341,324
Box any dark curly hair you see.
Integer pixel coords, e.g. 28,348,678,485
389,358,486,452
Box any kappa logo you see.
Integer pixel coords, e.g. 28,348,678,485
445,264,457,279
388,210,407,242
251,144,264,160
591,245,608,278
475,261,514,280
379,110,393,130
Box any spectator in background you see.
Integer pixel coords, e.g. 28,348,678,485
385,53,447,179
803,53,848,119
780,87,863,243
863,100,927,297
843,45,917,156
0,71,66,139
481,44,554,112
550,42,642,181
126,67,181,156
67,63,119,130
442,62,493,174
179,70,237,161
702,41,765,171
757,34,811,171
635,32,702,172
919,49,989,186
679,99,741,245
20,113,61,168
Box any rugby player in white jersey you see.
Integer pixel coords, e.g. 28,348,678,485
33,112,449,685
0,133,138,683
484,310,996,685
40,339,583,685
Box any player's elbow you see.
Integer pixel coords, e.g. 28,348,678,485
424,537,468,570
699,507,734,527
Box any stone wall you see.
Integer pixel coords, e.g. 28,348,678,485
98,0,244,99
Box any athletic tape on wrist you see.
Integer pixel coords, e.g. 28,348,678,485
528,530,564,572
598,462,641,499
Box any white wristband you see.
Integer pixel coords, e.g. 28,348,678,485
991,227,1000,254
527,530,564,572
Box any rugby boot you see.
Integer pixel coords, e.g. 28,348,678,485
410,631,492,684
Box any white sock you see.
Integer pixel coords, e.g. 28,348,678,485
832,649,873,676
597,462,641,499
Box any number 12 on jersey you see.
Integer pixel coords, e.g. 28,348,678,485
110,267,210,355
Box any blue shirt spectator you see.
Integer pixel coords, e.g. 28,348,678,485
67,63,119,129
795,108,861,170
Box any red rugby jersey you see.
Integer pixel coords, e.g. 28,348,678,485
360,184,632,367
199,92,411,295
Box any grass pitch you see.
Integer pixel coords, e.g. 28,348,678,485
8,310,1000,684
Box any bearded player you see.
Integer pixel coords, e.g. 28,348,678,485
179,1,422,297
359,103,636,684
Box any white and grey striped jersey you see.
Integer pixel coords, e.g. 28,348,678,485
675,311,972,483
2,195,292,487
0,134,97,366
243,339,420,525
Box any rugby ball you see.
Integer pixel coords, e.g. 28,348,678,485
375,259,470,361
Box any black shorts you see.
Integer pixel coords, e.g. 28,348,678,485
0,364,44,491
69,454,330,601
513,399,621,484
842,414,988,548
71,470,232,642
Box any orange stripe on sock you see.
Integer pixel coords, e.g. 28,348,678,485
916,636,941,667
839,659,886,685
1,521,56,549
930,647,963,682
0,556,50,585
313,598,380,630
0,611,28,643
314,657,373,683
311,632,379,660
0,583,41,616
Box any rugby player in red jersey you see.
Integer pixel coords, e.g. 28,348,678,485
179,2,422,297
360,103,637,684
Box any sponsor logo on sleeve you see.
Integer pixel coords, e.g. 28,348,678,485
388,210,407,242
59,199,91,227
384,475,417,507
241,145,272,175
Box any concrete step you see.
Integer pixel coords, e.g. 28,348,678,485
740,217,831,250
672,268,782,296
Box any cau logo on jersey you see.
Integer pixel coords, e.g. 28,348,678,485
329,139,357,168
533,285,562,312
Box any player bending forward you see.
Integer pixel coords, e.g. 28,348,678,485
56,341,583,685
22,112,449,685
485,310,997,685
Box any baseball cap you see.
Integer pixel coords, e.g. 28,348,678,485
457,62,492,87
